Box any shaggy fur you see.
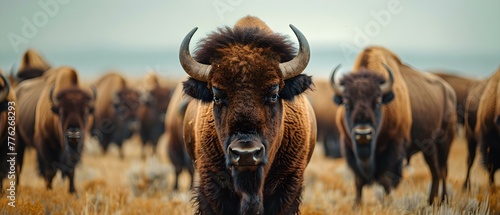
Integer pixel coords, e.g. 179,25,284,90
182,16,316,214
0,72,17,193
91,72,140,159
335,46,456,205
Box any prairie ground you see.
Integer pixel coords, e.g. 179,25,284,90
0,133,498,215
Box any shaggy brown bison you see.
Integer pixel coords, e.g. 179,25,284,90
0,71,18,192
309,78,342,158
464,66,500,187
433,72,481,126
33,67,95,193
165,83,194,190
331,46,456,205
180,16,316,214
91,72,140,159
138,73,172,158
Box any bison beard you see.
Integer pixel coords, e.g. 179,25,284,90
233,168,264,214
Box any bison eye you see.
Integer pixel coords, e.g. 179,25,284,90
213,96,221,104
375,101,382,108
270,93,279,102
343,102,350,109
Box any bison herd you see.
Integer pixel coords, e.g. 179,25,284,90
0,15,498,214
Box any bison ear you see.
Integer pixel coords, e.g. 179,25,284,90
51,106,59,114
382,92,394,104
280,74,313,101
333,95,343,105
183,78,213,103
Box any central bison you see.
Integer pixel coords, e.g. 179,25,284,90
180,16,316,214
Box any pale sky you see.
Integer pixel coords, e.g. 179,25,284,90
0,0,499,77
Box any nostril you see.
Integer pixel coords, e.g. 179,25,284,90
229,148,240,162
253,147,264,161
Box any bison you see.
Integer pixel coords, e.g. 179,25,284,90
164,83,194,190
137,73,173,158
0,71,18,192
15,49,51,84
309,78,342,158
180,16,316,214
464,66,500,187
433,72,481,127
331,46,456,205
91,72,140,159
32,67,95,193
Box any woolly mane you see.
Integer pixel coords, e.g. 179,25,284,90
193,26,296,64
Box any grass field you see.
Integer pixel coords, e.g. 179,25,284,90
1,133,498,215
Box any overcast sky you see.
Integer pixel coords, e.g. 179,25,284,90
0,0,499,76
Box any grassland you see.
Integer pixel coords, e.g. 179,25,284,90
0,134,498,215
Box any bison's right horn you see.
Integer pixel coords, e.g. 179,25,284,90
330,64,344,97
380,64,394,95
179,27,212,82
279,25,310,80
91,85,97,101
49,84,57,106
0,74,10,101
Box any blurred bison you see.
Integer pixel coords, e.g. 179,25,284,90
138,73,173,158
0,71,18,192
331,46,456,204
180,16,316,214
15,49,51,84
33,67,95,193
165,83,194,190
464,66,500,187
433,72,481,127
91,72,140,159
309,78,342,158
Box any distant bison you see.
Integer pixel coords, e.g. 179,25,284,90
91,72,140,159
309,78,342,158
331,46,456,204
181,16,316,214
165,83,194,190
433,72,481,126
16,49,51,83
138,73,173,158
33,67,95,193
0,71,18,192
465,66,500,187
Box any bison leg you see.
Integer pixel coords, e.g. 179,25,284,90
463,135,477,190
188,163,195,189
173,165,182,191
16,134,27,186
422,146,441,205
354,176,364,205
489,169,496,186
68,171,76,194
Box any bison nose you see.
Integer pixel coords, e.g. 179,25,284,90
228,146,265,166
353,126,374,145
66,128,82,139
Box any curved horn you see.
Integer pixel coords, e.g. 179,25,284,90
279,24,311,79
179,27,212,82
49,84,57,106
91,85,98,101
380,64,394,95
0,74,10,101
330,64,344,97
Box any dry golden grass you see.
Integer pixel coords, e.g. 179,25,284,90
0,133,498,214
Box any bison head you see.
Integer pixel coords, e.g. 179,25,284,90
113,88,141,137
50,85,96,159
143,86,171,121
181,25,311,175
331,65,394,178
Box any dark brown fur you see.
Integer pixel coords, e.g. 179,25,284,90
0,72,18,193
182,16,316,214
16,49,51,83
33,67,95,193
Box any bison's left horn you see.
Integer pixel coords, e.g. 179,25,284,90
279,25,310,80
0,74,10,101
380,64,394,95
179,27,212,82
330,64,344,97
